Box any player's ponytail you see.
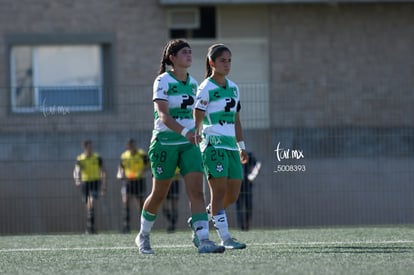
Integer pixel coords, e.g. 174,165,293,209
158,39,191,75
205,58,212,78
205,44,231,78
158,47,169,75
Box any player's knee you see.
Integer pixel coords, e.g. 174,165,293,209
149,191,168,204
227,193,239,205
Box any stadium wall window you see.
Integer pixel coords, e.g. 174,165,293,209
169,6,216,39
6,34,115,113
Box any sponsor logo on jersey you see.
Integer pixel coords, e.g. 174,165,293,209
209,136,222,145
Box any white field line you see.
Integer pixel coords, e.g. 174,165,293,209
254,240,414,246
1,240,413,253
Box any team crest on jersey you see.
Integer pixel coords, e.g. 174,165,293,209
156,165,164,175
231,87,238,97
216,162,224,173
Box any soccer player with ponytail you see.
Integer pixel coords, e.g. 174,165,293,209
135,39,224,254
194,44,248,249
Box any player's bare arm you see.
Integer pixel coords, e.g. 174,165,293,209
235,112,248,164
155,99,198,144
193,108,205,144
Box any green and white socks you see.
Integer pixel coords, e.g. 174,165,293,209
140,209,157,235
191,212,210,241
212,210,231,242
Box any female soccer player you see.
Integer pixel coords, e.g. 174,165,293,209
194,43,249,249
135,39,224,254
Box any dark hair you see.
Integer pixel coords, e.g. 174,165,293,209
82,139,92,149
205,44,231,78
126,138,136,148
158,39,191,75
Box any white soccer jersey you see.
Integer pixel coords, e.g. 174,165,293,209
152,71,198,145
195,77,241,152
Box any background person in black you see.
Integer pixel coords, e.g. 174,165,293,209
73,140,107,234
236,151,261,231
117,138,149,234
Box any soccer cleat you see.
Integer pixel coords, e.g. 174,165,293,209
187,217,200,248
222,238,247,250
198,239,225,254
85,229,97,235
167,224,175,233
135,232,154,254
122,225,130,234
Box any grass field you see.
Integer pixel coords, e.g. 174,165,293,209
1,226,414,275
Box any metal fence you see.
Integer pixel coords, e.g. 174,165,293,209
0,84,413,235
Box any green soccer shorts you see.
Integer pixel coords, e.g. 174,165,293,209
149,139,204,180
202,146,243,180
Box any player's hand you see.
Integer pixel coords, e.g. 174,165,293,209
240,149,249,164
74,180,81,186
186,131,202,145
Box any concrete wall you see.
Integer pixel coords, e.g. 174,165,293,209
0,0,163,132
269,4,414,127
